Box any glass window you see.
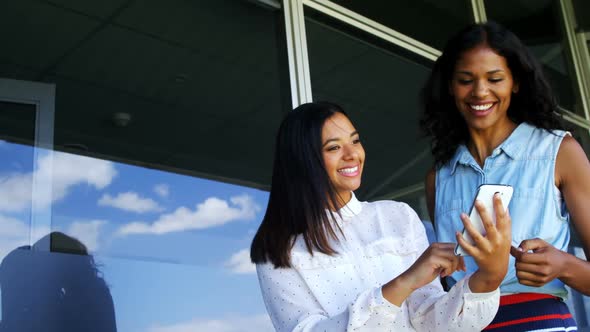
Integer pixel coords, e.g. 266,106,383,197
304,8,434,221
0,0,287,330
0,101,36,260
328,0,473,50
573,0,590,32
485,0,578,112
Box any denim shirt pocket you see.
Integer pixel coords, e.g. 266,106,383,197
509,186,559,243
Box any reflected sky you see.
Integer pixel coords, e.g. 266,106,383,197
0,140,272,331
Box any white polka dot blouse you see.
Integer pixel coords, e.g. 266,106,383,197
256,193,499,331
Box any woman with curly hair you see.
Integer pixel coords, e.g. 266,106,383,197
421,21,590,331
252,101,511,331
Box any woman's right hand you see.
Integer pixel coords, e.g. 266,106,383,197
399,242,466,290
457,193,512,293
382,242,465,305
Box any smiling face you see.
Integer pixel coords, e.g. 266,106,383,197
450,44,518,133
321,112,365,204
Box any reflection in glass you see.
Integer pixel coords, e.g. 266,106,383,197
48,150,268,267
329,0,472,49
0,145,272,331
0,232,116,332
0,103,36,267
573,0,590,32
46,151,271,331
484,0,577,112
0,0,284,330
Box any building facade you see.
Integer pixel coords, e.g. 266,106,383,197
0,0,588,331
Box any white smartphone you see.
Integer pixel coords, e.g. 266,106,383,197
454,184,513,256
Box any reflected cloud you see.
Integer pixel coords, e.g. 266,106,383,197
0,151,117,212
116,194,260,236
0,172,33,212
98,192,163,213
66,220,107,252
0,214,29,238
0,215,51,262
0,214,30,261
147,314,273,332
154,184,170,198
225,248,255,274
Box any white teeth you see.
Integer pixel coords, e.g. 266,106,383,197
470,103,493,111
338,166,358,174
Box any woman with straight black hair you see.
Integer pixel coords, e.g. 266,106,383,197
252,101,511,331
421,21,590,331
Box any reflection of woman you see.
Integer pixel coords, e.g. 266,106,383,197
0,232,117,332
251,102,511,331
421,21,590,330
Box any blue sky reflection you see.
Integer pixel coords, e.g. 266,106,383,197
0,140,272,331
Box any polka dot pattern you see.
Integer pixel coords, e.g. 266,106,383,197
256,193,500,331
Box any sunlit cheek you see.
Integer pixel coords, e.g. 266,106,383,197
458,87,471,98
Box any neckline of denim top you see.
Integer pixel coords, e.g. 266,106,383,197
327,192,363,227
448,122,536,175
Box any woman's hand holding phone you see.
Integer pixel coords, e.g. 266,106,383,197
455,184,513,256
457,193,512,293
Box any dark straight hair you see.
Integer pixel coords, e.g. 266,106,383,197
420,20,564,166
250,102,348,268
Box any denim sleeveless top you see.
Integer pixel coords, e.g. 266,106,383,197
434,122,570,297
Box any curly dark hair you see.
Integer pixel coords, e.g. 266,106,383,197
420,21,565,166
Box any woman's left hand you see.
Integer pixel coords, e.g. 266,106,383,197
457,193,512,292
510,238,567,287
